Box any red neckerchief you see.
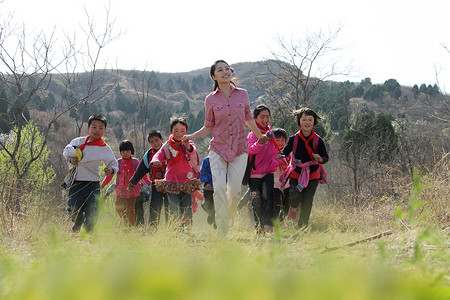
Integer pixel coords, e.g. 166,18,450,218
256,123,279,149
79,135,106,151
256,123,270,134
296,130,316,160
168,134,184,164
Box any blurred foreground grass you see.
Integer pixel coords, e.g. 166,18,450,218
1,208,448,300
1,169,449,300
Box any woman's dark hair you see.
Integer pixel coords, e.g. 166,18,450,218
293,107,321,126
210,59,236,91
253,104,271,119
169,115,189,132
272,128,287,141
147,130,163,141
88,114,107,128
119,140,135,155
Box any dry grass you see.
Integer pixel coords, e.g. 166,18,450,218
0,160,449,299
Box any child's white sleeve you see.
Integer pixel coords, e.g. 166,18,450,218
63,144,76,160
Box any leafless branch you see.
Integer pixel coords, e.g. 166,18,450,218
256,26,352,112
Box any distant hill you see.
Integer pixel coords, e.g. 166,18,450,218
33,60,447,138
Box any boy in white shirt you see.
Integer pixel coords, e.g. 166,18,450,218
63,114,118,233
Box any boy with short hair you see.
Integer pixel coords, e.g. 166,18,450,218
129,130,168,229
63,114,118,233
272,128,289,223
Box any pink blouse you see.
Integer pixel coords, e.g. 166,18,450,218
204,86,253,162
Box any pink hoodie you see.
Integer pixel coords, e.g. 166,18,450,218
247,129,280,179
151,140,199,183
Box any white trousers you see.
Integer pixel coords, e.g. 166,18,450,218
209,150,248,239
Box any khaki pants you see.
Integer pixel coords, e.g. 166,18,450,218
209,150,247,239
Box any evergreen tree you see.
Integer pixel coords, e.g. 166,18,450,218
0,89,8,114
166,79,174,93
412,84,419,98
364,84,383,101
383,79,401,98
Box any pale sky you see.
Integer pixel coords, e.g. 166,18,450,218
2,0,450,90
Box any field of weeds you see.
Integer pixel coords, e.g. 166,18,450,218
0,172,449,300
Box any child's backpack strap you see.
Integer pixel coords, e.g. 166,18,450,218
132,158,139,172
143,150,151,169
313,134,320,153
117,158,123,174
162,142,171,159
292,133,299,154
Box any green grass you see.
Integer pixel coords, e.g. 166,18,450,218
0,173,449,300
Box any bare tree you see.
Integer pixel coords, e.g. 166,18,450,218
59,5,122,136
0,5,120,212
256,27,351,112
415,43,450,120
130,70,157,156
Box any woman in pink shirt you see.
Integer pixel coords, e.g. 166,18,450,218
183,60,267,239
151,115,202,228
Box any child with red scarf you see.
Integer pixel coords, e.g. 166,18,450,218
102,140,148,226
276,107,328,229
151,115,202,228
247,105,281,233
129,130,168,228
272,128,290,224
63,114,118,233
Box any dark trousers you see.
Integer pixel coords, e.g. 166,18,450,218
248,173,275,229
135,191,149,226
288,178,318,227
166,193,192,225
202,189,215,216
149,185,168,227
135,186,168,227
274,187,290,222
67,181,100,232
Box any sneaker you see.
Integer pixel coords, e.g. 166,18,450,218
288,206,298,219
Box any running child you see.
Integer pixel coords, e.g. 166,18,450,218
129,130,168,228
151,115,202,228
276,107,328,228
63,114,118,233
272,128,289,223
200,156,216,228
247,104,280,233
102,140,147,226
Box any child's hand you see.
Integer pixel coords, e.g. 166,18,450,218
183,139,193,151
312,153,323,163
104,167,113,176
204,183,213,190
275,153,282,159
69,157,78,166
182,134,192,142
152,161,162,166
258,135,268,145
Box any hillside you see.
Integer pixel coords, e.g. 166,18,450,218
42,61,446,124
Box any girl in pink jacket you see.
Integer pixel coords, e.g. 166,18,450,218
247,105,281,233
151,115,202,227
